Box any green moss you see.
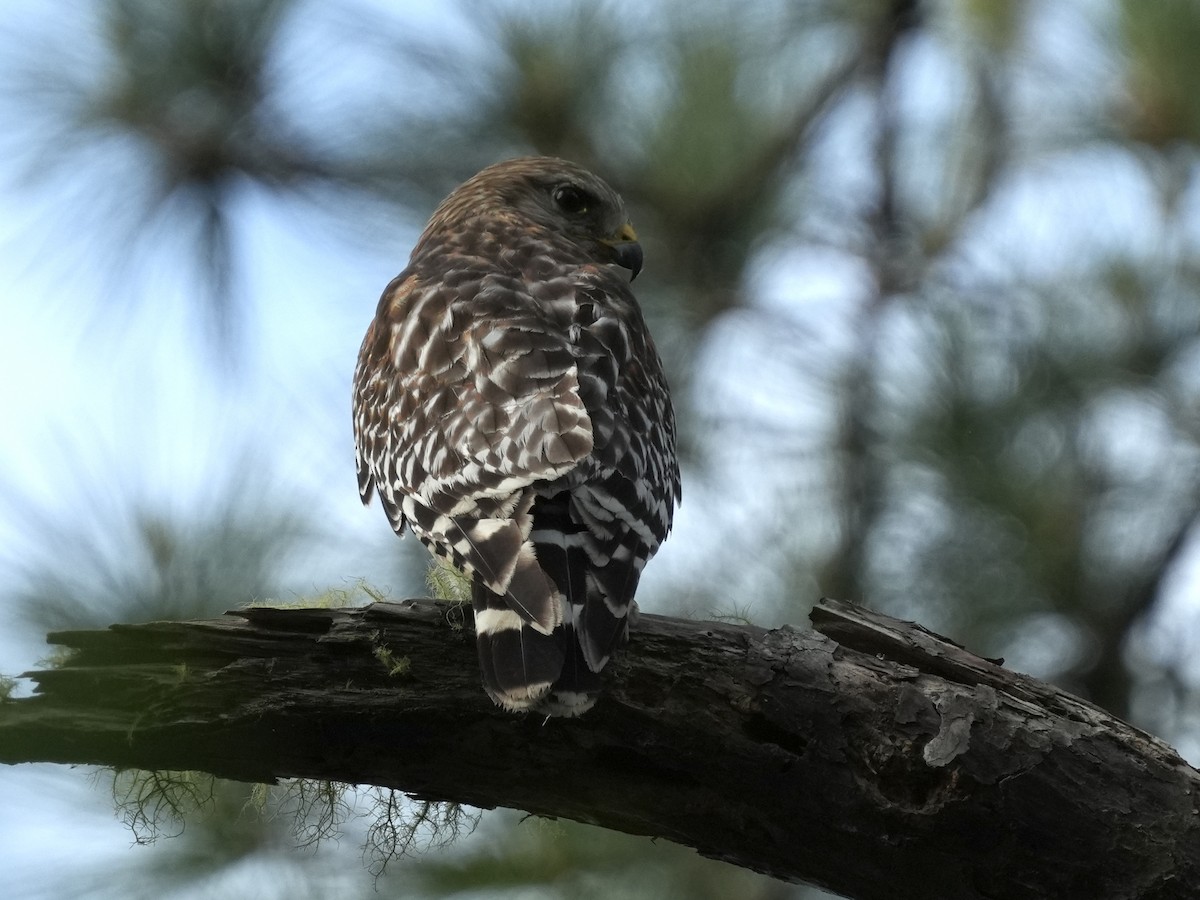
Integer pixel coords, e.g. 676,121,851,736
426,558,471,604
112,769,216,843
39,647,78,669
373,646,412,677
242,578,392,610
106,769,476,876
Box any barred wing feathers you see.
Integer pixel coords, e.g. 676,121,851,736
355,271,593,631
356,265,676,714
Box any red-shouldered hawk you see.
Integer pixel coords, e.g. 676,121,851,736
353,157,679,716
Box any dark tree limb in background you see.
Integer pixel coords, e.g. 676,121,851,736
2,597,1198,900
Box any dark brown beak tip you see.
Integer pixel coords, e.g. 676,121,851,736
613,241,644,281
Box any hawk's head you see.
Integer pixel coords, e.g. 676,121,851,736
419,156,643,280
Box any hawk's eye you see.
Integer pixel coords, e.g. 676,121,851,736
552,184,590,215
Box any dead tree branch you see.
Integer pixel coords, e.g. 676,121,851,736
1,597,1197,899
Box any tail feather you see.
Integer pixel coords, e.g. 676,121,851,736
472,584,564,710
533,491,638,715
577,568,635,670
536,623,605,716
469,487,643,716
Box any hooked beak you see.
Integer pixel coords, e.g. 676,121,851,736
601,223,643,281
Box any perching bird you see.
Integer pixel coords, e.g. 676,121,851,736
353,157,680,716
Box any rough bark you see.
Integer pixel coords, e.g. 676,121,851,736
1,597,1197,899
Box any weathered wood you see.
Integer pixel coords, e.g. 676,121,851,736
1,597,1197,899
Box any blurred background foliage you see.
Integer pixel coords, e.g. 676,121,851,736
2,0,1200,898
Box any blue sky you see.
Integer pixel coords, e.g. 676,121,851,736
0,3,713,891
3,1,1200,896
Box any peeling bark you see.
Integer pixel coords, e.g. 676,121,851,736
1,597,1197,899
